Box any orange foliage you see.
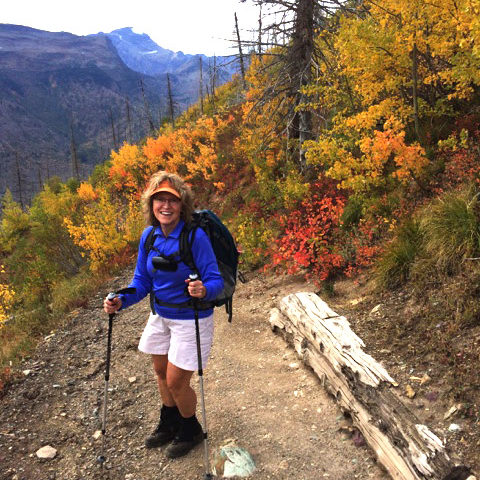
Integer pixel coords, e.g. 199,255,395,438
108,144,152,196
359,126,428,183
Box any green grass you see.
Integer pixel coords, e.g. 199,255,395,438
420,187,480,274
376,184,480,290
375,218,423,289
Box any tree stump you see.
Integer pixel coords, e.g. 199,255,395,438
269,292,474,480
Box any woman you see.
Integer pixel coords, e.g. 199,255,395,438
103,171,224,459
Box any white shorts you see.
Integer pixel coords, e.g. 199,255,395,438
138,312,214,371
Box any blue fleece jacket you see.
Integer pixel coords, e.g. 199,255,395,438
119,220,224,319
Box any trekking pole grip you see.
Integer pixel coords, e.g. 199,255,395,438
105,293,117,381
189,273,202,371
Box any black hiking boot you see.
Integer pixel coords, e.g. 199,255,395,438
165,414,203,459
145,405,181,449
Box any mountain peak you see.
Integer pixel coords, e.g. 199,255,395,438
104,27,193,75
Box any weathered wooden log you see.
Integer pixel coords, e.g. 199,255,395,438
269,292,474,480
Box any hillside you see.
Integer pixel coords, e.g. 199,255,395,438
1,1,480,477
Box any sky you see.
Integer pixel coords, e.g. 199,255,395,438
1,0,262,56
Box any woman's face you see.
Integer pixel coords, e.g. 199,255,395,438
152,192,182,232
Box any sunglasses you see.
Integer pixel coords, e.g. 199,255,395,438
152,196,181,205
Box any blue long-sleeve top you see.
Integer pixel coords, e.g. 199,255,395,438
119,219,224,319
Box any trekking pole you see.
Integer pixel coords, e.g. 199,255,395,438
97,292,116,467
189,273,213,480
97,287,135,467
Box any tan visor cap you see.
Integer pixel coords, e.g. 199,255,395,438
151,181,181,199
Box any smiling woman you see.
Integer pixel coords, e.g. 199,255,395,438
141,172,194,228
103,170,223,463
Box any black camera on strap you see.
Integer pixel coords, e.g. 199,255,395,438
151,253,179,272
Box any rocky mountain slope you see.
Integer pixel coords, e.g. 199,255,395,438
0,24,240,204
0,24,165,201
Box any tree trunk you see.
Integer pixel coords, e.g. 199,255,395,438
140,78,156,134
167,73,175,128
235,12,247,89
412,41,421,144
289,0,315,172
15,152,24,209
258,4,263,55
209,57,217,110
270,292,474,480
108,107,118,152
125,96,132,144
199,56,204,115
70,120,80,180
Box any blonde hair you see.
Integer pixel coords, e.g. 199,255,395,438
141,171,194,226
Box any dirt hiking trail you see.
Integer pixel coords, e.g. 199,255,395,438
0,268,404,479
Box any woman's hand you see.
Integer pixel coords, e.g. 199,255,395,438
103,295,122,314
186,279,207,299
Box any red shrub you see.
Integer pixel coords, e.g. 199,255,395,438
271,179,347,285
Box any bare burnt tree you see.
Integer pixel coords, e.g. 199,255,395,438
167,74,176,128
208,57,217,111
235,12,247,88
70,119,80,180
15,152,25,209
411,25,421,143
140,78,156,135
240,0,349,174
44,155,50,181
258,4,263,54
199,56,204,115
108,107,118,152
37,163,43,191
125,96,133,143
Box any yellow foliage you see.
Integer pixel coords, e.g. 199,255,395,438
64,191,127,272
336,0,480,106
123,194,145,245
0,190,31,253
306,119,427,192
234,214,276,268
143,135,174,168
360,127,427,182
0,265,14,327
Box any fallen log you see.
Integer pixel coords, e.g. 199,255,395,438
269,292,474,480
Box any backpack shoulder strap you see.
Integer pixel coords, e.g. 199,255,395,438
143,226,156,314
144,225,156,255
179,221,199,274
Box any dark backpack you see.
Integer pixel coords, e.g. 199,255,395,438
144,209,240,322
